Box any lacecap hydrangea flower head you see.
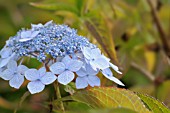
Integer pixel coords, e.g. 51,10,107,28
0,21,124,94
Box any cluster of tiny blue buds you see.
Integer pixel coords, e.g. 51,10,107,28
8,21,94,62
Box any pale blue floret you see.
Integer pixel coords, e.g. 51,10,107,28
81,46,124,86
102,68,124,86
50,55,83,85
81,47,110,70
76,64,100,89
19,30,40,42
25,67,57,94
1,60,28,89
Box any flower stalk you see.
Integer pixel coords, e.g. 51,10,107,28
54,81,65,112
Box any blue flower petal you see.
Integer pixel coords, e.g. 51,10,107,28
40,72,57,85
31,31,39,38
31,23,43,28
58,71,74,85
76,77,88,89
91,56,110,70
68,60,83,72
102,68,113,77
102,68,124,86
1,69,14,80
0,67,6,76
17,65,28,75
62,55,71,68
19,30,34,42
109,63,122,74
7,60,17,71
86,64,99,75
0,57,11,68
89,61,98,71
0,48,12,58
38,67,46,77
102,55,110,62
56,56,63,62
76,67,87,77
91,48,101,59
44,20,53,26
81,47,91,60
27,81,45,94
25,69,40,81
87,75,100,87
20,30,32,39
19,38,33,42
9,73,24,89
50,62,65,74
103,74,124,86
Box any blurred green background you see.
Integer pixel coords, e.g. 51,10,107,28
0,0,170,113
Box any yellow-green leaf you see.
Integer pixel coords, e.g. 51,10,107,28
54,107,138,113
137,93,170,113
58,87,151,113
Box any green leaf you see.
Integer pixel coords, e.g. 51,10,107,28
30,2,79,15
87,108,138,113
56,87,151,113
62,102,91,112
137,93,170,113
75,0,84,11
54,107,138,113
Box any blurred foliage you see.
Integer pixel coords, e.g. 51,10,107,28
0,0,170,113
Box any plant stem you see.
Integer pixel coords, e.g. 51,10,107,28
54,81,65,112
131,62,155,81
147,0,170,58
44,62,65,112
107,0,117,18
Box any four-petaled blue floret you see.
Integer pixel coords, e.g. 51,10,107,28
0,20,124,94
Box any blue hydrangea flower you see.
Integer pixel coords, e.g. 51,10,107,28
0,20,125,94
1,60,28,89
81,47,110,70
50,55,83,85
25,67,57,94
76,64,100,89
